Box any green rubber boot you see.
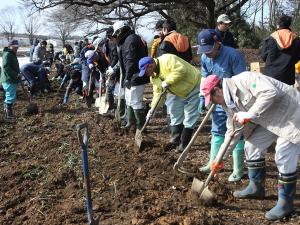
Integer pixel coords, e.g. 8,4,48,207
199,135,224,173
122,106,135,129
228,140,245,182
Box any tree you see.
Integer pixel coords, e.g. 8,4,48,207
46,7,79,46
23,0,251,29
23,12,41,45
0,7,18,42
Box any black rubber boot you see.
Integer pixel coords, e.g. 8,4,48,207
134,109,146,130
176,128,194,153
108,92,115,110
165,124,183,150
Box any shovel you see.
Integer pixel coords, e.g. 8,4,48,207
191,122,244,205
173,104,215,175
98,74,111,115
135,88,167,151
76,123,96,225
20,82,39,115
114,46,124,123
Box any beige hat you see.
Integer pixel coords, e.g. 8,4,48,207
217,14,231,23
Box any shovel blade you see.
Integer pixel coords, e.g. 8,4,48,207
99,98,109,115
191,177,216,205
134,129,143,150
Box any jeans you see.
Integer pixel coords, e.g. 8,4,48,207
169,87,200,128
211,104,227,136
2,82,17,104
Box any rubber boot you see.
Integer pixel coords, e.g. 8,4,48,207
176,128,194,153
228,140,245,182
120,99,126,119
167,124,183,147
199,135,224,173
265,172,297,220
122,106,135,129
4,103,16,120
133,109,145,130
233,159,266,199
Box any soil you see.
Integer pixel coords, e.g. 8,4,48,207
1,55,300,225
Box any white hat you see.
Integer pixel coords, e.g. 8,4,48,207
217,14,231,23
85,50,95,58
92,37,104,49
112,21,128,36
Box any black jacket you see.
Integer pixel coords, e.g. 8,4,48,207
260,28,300,85
158,31,192,62
118,30,149,87
103,39,118,68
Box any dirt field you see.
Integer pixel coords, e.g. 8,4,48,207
1,56,300,224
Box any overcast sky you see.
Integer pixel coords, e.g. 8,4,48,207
0,0,156,43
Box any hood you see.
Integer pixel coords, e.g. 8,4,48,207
164,32,190,52
271,29,297,49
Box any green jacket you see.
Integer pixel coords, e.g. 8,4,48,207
1,47,20,83
150,54,201,108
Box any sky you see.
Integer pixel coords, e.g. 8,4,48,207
0,0,156,43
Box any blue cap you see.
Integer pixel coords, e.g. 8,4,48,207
197,29,218,54
9,40,19,47
138,56,154,77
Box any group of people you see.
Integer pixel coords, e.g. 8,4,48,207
1,12,300,221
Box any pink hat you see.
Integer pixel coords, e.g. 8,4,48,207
202,75,221,106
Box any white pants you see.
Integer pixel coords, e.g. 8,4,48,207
124,85,145,110
245,126,300,174
113,82,125,99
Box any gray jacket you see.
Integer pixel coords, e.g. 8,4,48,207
221,71,300,154
33,44,47,63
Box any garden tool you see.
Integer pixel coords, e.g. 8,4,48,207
20,82,39,115
135,89,167,151
173,104,215,175
98,74,111,115
76,123,96,225
191,121,244,205
115,47,124,124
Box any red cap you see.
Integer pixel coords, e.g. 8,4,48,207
202,75,221,106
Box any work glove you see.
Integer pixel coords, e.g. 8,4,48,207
124,79,131,89
82,81,89,96
210,160,224,176
146,108,154,121
233,111,255,124
161,81,169,89
198,95,206,114
106,66,114,76
88,64,94,69
63,96,68,104
105,78,111,86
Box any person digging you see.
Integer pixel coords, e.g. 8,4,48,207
138,54,200,153
202,72,300,221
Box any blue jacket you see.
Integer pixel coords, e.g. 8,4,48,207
201,45,246,136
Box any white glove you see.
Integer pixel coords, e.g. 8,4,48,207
233,111,255,124
106,66,114,76
161,81,169,89
105,79,110,86
88,64,94,69
146,109,154,120
83,81,87,88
